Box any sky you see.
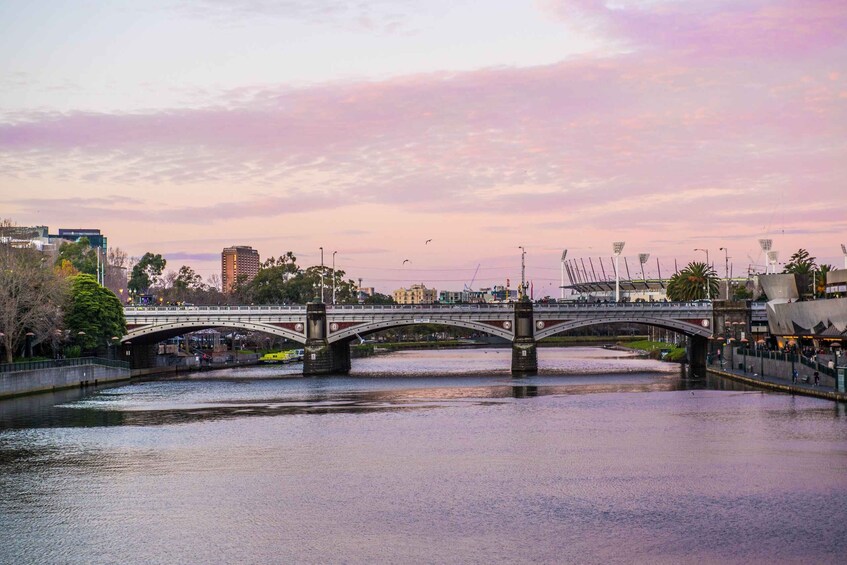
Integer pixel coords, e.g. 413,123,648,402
1,0,846,296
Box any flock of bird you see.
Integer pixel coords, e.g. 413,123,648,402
402,239,433,265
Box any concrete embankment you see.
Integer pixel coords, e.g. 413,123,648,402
1,362,131,400
707,367,847,402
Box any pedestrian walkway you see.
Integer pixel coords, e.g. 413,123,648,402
708,364,847,402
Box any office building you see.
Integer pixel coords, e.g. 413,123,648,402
222,245,260,293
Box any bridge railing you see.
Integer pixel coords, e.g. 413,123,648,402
736,347,836,378
124,301,711,313
0,356,130,374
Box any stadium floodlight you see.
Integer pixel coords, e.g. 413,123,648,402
841,244,847,269
638,253,650,281
766,250,779,274
613,242,625,302
560,250,568,300
759,239,772,252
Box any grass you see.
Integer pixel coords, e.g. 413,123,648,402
624,340,686,362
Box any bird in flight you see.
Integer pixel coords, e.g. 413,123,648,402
403,259,410,264
425,239,432,245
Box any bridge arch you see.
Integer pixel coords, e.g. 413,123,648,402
534,316,712,341
327,318,514,344
123,321,306,345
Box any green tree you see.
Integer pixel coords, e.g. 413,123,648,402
0,242,67,363
173,265,205,292
364,292,395,305
782,249,817,275
128,252,167,294
54,237,98,275
666,262,719,301
64,274,126,354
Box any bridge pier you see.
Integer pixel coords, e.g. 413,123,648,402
303,303,351,376
687,334,708,379
124,342,158,370
511,301,537,375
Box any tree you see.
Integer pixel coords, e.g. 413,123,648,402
54,259,80,278
0,243,67,363
54,237,98,275
666,262,719,301
128,252,167,294
782,249,817,275
64,274,126,354
364,292,395,305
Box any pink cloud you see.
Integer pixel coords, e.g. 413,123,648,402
545,0,847,58
2,1,846,243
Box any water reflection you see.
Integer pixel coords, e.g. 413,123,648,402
2,347,846,565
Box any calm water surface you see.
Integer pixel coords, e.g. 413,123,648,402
2,347,846,564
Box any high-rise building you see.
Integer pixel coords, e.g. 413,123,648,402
222,245,260,293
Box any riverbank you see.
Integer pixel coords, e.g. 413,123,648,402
707,366,847,402
0,358,131,400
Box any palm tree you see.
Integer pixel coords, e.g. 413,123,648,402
667,262,719,301
782,249,817,274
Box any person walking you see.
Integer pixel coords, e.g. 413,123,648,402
813,371,820,387
792,369,798,384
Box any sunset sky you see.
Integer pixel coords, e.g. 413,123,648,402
1,0,846,295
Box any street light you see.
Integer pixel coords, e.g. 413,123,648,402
560,249,567,300
694,248,710,299
518,246,527,301
332,250,337,305
613,242,625,302
319,246,324,303
719,247,730,300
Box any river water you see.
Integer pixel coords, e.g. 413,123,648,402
1,347,846,564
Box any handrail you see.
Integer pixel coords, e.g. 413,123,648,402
124,301,712,313
0,356,131,374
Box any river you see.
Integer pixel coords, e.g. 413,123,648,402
2,347,846,564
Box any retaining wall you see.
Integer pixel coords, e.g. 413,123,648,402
0,364,131,399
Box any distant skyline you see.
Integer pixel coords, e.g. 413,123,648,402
1,0,845,294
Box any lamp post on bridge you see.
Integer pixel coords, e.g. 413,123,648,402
319,247,324,303
518,246,527,301
694,248,710,299
719,247,730,300
560,249,567,300
613,242,625,303
332,250,337,305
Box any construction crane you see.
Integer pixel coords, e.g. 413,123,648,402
464,264,481,291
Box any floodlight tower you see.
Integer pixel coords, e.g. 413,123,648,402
638,253,650,281
719,247,730,300
613,242,625,302
767,251,779,275
560,249,568,300
759,239,772,273
841,244,847,269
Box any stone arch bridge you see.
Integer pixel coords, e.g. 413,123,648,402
123,302,714,376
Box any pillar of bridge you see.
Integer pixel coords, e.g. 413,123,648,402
511,300,538,375
303,303,351,376
124,342,158,370
687,334,708,379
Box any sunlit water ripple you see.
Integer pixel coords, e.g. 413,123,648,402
2,347,846,564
